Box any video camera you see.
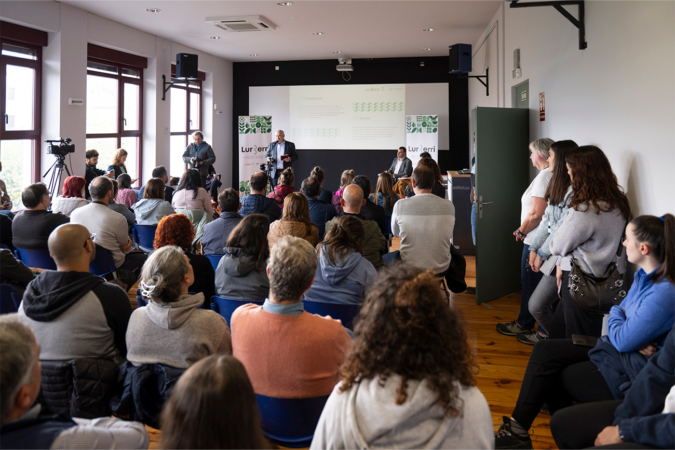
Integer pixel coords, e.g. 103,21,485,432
46,138,75,157
260,161,274,173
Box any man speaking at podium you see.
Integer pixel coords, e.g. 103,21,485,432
265,130,298,187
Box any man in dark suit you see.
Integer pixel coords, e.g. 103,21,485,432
386,147,413,181
265,130,298,187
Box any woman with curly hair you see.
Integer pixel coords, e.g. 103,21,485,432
311,263,493,449
51,176,89,217
154,214,215,306
267,192,319,248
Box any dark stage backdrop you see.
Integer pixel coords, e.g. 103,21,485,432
232,56,469,193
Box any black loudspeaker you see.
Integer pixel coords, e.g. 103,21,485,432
176,53,198,79
448,44,472,74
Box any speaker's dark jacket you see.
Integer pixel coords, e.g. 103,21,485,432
265,140,298,179
182,142,216,177
387,157,413,179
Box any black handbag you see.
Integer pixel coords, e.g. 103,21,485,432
445,245,467,294
568,223,629,315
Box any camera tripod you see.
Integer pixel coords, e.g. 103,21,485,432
44,155,70,199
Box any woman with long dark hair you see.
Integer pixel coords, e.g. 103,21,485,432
172,169,213,215
116,173,137,209
160,354,268,449
549,145,631,338
267,192,319,248
404,158,446,199
311,264,493,449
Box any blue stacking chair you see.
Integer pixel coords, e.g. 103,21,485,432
132,224,158,252
205,254,224,271
15,247,57,270
302,299,361,330
89,246,117,277
255,394,330,448
0,284,20,314
210,296,264,328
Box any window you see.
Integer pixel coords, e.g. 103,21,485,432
169,79,202,176
0,39,42,210
86,57,143,188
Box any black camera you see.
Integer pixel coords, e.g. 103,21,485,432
46,138,75,157
260,161,273,172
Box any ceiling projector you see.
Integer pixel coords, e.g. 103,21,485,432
337,58,353,72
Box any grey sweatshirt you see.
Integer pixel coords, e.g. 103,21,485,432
549,204,626,277
310,375,494,449
126,293,232,368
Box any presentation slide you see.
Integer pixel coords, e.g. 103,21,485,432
250,83,448,150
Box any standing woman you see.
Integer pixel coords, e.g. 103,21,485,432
268,193,319,248
497,138,554,338
311,166,333,204
369,172,399,235
549,145,631,338
332,169,355,214
108,148,136,181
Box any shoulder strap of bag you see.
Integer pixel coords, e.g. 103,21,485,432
615,220,630,257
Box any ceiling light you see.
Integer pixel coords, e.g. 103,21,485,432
250,53,258,56
290,17,296,19
312,32,324,35
333,51,342,54
422,28,434,32
277,2,293,5
422,48,431,51
210,36,221,40
146,8,161,13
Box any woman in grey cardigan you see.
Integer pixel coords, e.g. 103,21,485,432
549,145,631,339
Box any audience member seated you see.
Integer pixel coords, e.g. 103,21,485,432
0,248,34,298
0,161,13,218
202,188,243,255
126,245,231,369
109,179,135,228
160,354,268,449
1,213,13,250
387,167,455,284
352,175,387,236
331,169,355,214
404,157,446,199
133,178,175,225
215,214,270,301
311,264,493,449
51,176,89,217
139,165,174,203
171,169,214,216
116,173,137,209
84,149,113,199
0,319,150,450
232,236,352,398
369,172,399,234
71,176,146,288
12,183,69,250
267,167,295,210
154,214,215,307
311,166,333,204
304,215,376,305
240,172,281,222
302,176,337,241
268,193,319,248
494,214,675,449
325,185,387,268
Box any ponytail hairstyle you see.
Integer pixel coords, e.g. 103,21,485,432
340,169,355,189
279,167,295,187
545,140,578,205
310,166,325,185
139,245,189,304
317,215,365,264
339,263,478,418
631,214,675,284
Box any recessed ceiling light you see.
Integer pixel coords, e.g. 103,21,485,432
146,8,161,13
250,53,258,56
422,28,434,32
312,32,324,35
210,36,221,40
422,48,431,51
290,17,296,19
333,51,342,54
277,2,293,5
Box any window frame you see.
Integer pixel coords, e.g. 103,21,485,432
169,79,203,174
85,57,144,188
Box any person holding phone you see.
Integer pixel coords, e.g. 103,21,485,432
265,130,298,188
107,148,137,183
84,149,114,200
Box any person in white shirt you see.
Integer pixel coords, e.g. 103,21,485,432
386,146,413,181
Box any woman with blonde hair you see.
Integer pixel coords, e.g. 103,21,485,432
369,172,399,233
268,192,319,248
267,167,295,210
332,169,355,213
107,148,135,180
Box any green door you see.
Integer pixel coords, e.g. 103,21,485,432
515,81,529,109
475,107,530,304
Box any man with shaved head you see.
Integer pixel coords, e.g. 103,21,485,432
324,184,387,268
18,223,132,364
265,129,298,187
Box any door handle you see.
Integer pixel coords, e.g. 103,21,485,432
123,118,127,127
4,113,7,125
480,201,493,205
478,196,492,219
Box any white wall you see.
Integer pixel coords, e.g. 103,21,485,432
1,1,233,189
470,1,675,216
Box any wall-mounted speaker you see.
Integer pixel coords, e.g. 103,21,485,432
449,44,472,74
176,53,198,79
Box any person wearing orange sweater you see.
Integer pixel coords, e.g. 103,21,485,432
231,235,352,399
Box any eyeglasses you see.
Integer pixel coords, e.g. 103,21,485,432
84,233,96,248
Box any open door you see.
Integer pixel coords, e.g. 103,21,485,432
475,107,529,304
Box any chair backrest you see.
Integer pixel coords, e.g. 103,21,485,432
302,299,361,330
255,394,330,448
15,247,57,270
132,224,158,252
0,284,19,314
210,296,264,328
205,254,224,271
89,245,116,277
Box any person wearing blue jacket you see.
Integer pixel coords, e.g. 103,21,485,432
239,172,281,223
495,213,675,449
304,215,376,305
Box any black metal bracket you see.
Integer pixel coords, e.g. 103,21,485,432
510,1,586,50
162,74,174,101
459,67,489,96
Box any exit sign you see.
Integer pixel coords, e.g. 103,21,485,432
539,92,545,121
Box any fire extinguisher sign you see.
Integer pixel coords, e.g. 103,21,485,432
539,92,545,121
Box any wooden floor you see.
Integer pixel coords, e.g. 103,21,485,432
129,238,555,449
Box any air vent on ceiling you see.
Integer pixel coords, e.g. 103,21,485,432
205,15,276,32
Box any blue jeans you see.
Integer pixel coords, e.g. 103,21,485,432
0,210,15,220
471,202,476,245
517,245,545,331
383,250,401,266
